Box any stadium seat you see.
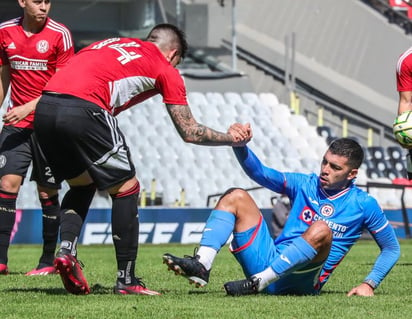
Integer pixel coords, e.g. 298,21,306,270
272,103,292,118
290,114,309,128
367,168,384,179
385,168,401,180
368,146,386,161
391,159,406,175
259,92,279,107
188,92,208,106
223,92,243,105
241,92,260,106
373,159,388,173
316,126,335,140
387,145,405,161
300,157,319,173
205,92,226,105
283,157,303,172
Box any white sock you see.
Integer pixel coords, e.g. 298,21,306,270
254,267,279,291
197,246,217,270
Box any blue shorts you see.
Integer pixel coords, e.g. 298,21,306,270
229,215,323,295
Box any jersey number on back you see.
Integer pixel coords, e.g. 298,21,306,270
91,38,142,65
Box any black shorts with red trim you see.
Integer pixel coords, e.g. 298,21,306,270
0,125,60,189
34,93,136,191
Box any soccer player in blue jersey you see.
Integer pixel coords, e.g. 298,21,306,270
163,138,400,296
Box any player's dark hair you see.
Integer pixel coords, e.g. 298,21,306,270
328,138,364,169
146,23,188,59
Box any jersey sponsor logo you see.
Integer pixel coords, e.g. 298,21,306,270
320,204,334,217
9,55,47,71
313,214,347,238
0,155,6,168
36,40,49,53
299,206,315,224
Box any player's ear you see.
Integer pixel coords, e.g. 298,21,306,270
347,168,358,181
168,49,181,66
17,0,26,9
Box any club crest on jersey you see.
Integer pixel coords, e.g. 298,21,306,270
299,206,315,225
320,204,334,217
36,40,49,53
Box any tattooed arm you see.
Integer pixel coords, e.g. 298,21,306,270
165,103,252,146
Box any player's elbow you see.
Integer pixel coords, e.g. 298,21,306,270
180,134,196,144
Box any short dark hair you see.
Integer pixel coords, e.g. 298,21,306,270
328,138,364,169
146,23,188,59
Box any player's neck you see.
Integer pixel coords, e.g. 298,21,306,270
21,17,47,36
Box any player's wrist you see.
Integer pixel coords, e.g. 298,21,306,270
363,279,377,290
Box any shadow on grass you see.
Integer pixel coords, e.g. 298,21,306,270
4,287,73,295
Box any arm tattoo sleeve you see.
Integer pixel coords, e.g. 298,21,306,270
166,103,234,145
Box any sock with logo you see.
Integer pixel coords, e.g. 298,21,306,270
270,236,317,278
252,237,317,291
111,182,140,285
197,209,235,269
59,209,83,257
39,194,60,266
0,191,17,265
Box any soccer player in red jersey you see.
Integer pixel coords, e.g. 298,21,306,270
396,46,412,178
34,23,251,295
0,0,75,275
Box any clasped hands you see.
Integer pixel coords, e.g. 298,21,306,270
228,123,253,147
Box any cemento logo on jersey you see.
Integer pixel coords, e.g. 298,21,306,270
36,40,49,53
299,206,315,225
320,204,334,217
0,155,6,168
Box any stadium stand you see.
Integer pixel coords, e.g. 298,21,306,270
4,89,408,210
1,0,411,212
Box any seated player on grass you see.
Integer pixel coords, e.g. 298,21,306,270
163,137,400,296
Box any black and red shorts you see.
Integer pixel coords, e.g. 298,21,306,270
34,93,136,191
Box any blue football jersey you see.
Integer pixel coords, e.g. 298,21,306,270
275,172,388,286
233,146,399,288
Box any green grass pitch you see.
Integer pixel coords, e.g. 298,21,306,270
1,240,412,319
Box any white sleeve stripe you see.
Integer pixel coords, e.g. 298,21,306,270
46,21,73,51
0,18,20,29
372,220,389,234
397,47,412,74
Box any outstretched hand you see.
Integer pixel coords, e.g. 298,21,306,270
3,103,35,124
346,283,374,297
228,123,252,147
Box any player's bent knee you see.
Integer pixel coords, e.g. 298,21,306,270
216,188,257,213
219,187,248,202
305,220,332,248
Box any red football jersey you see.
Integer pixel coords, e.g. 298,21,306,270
396,46,412,92
44,37,188,115
0,17,74,128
